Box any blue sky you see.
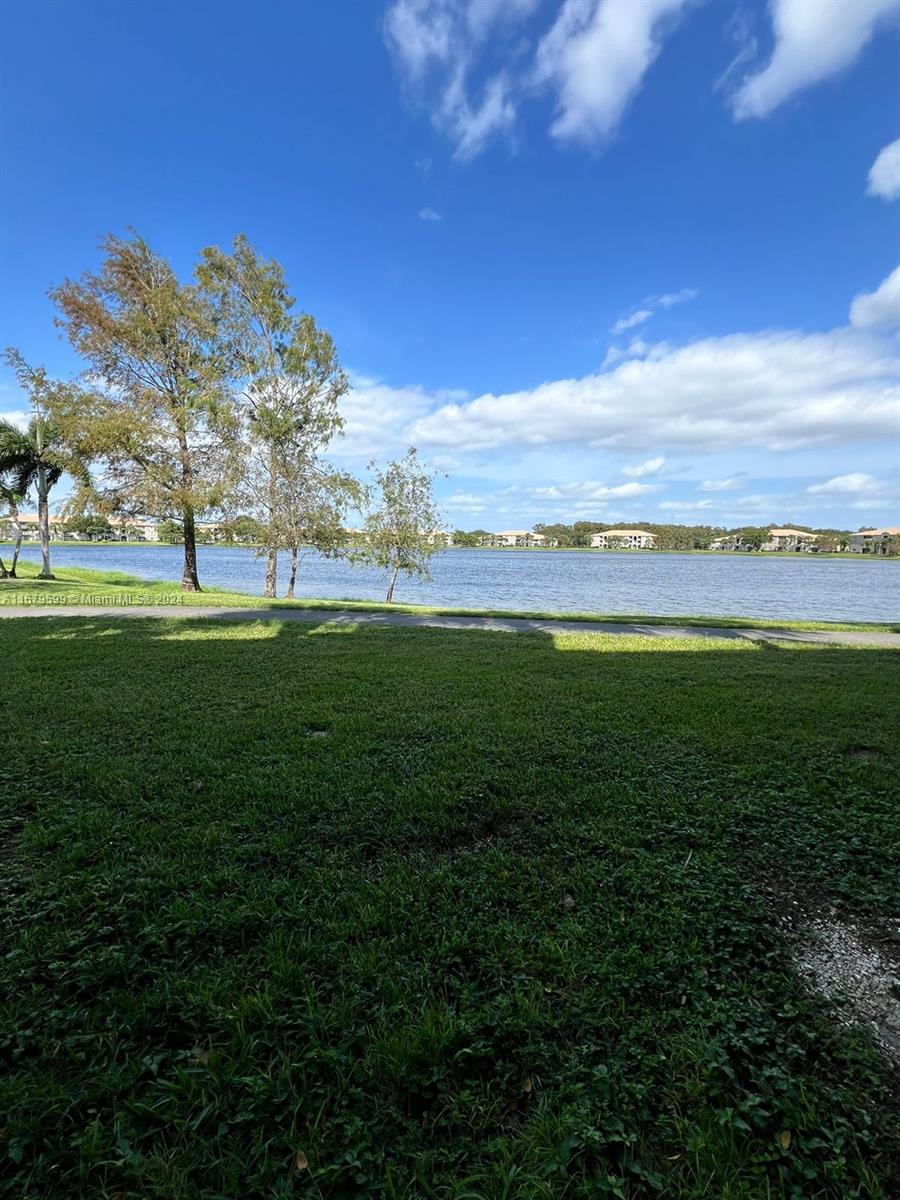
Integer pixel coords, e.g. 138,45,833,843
1,0,898,530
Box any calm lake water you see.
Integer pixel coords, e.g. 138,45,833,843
6,542,899,622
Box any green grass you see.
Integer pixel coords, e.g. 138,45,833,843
0,615,898,1198
2,561,897,632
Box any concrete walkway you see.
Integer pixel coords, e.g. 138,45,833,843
1,604,898,646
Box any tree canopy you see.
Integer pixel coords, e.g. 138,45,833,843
50,233,240,590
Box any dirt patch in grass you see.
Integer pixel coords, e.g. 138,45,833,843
843,744,882,762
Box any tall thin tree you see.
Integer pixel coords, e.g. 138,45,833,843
197,235,348,597
364,448,443,603
0,482,25,578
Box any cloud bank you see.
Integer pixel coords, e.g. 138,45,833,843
341,269,899,476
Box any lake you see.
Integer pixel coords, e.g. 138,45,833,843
5,542,899,623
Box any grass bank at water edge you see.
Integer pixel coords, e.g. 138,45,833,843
1,561,897,632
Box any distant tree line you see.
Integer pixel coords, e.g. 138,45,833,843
450,522,875,552
0,233,443,601
533,522,721,550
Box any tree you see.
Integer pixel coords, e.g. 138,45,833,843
0,482,25,578
197,235,349,598
0,352,89,579
534,522,576,547
156,519,184,543
452,529,481,547
64,513,112,541
733,527,770,551
273,452,361,599
50,233,239,591
364,448,442,603
220,514,264,544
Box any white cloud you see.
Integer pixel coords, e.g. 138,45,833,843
337,380,435,458
528,480,655,500
0,408,30,432
534,0,691,145
419,207,443,221
732,0,900,120
466,0,539,40
622,456,666,478
697,477,742,492
655,287,698,308
384,0,536,159
441,70,517,160
445,490,490,512
659,498,714,511
602,337,651,368
849,266,900,328
714,7,759,94
405,324,897,454
868,138,900,201
609,288,697,338
610,308,653,334
808,472,880,494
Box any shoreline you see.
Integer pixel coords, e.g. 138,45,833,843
3,539,897,561
2,564,897,634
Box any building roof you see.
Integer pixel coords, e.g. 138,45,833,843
599,528,653,537
854,526,900,537
495,530,533,537
769,528,818,538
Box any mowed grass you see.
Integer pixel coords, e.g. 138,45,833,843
1,616,898,1199
2,560,897,632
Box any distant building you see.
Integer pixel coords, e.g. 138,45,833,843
848,526,900,555
710,528,821,552
1,514,159,543
709,534,743,551
761,528,819,552
486,530,557,548
590,529,655,550
109,516,160,542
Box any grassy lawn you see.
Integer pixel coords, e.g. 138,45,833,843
1,616,898,1198
2,561,897,632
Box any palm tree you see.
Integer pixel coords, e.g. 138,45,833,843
0,418,65,579
0,481,25,578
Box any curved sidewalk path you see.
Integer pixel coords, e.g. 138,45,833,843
1,604,898,647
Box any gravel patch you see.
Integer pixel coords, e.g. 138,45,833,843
793,912,900,1065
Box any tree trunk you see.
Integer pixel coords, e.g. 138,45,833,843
264,546,277,598
181,506,201,592
0,499,21,576
177,422,201,591
9,526,22,577
37,472,55,579
285,546,298,599
263,448,278,598
385,563,400,604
